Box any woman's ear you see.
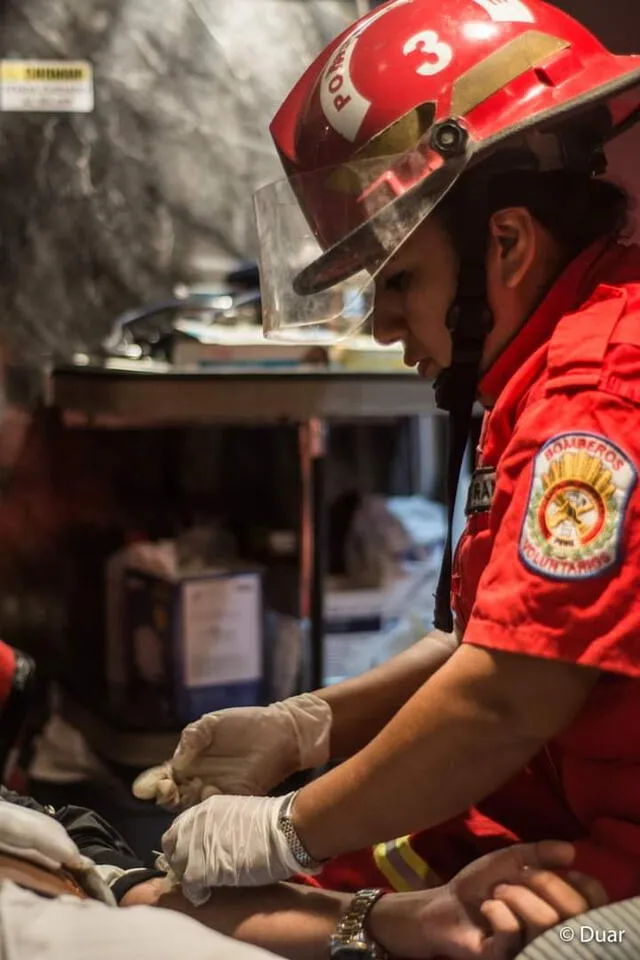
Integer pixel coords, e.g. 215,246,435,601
488,207,537,289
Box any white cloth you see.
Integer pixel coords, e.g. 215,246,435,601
133,693,332,809
161,792,316,904
0,881,279,960
0,802,114,905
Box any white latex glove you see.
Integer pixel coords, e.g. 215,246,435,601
160,792,320,904
132,693,332,809
0,801,114,904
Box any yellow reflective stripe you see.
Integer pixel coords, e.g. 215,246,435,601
395,835,430,883
372,836,431,892
373,840,413,892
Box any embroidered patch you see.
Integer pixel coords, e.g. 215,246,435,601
466,467,496,516
519,433,636,580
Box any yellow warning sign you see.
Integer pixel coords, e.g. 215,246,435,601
0,60,93,112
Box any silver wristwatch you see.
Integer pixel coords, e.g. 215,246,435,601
329,888,389,959
276,793,323,871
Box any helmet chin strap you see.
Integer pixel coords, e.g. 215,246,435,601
433,262,493,633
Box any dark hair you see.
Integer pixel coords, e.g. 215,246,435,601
438,167,634,263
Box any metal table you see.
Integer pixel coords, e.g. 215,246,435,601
51,363,436,424
50,363,437,701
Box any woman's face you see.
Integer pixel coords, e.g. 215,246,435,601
371,204,562,386
372,216,459,381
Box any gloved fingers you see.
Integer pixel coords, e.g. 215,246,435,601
175,754,271,801
174,777,209,809
161,821,178,864
132,764,185,810
155,778,182,810
132,764,172,800
182,880,212,906
132,764,209,811
133,758,231,811
161,812,191,885
172,715,221,774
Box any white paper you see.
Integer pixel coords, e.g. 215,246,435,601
0,60,94,113
182,575,261,688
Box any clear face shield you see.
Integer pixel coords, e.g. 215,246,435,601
254,135,470,343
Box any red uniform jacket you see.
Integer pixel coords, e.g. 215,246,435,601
309,239,640,904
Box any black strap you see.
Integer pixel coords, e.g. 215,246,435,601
432,263,492,633
433,371,478,632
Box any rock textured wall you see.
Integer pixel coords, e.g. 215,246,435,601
0,0,353,363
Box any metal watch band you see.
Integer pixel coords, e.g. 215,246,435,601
276,793,323,871
329,888,389,960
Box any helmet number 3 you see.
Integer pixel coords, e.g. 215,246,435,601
403,31,454,76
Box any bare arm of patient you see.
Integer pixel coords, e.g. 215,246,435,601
120,840,607,960
122,879,349,960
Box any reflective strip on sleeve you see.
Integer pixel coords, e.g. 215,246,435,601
372,835,430,892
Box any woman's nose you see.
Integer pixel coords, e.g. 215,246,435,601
372,308,404,346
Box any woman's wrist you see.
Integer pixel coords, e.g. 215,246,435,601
289,786,330,863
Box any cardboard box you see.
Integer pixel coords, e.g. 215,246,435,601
107,557,263,727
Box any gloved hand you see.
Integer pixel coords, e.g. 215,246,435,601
0,801,115,904
159,792,320,904
132,693,332,810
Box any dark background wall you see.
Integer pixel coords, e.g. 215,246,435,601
0,0,636,366
0,0,354,364
558,0,640,219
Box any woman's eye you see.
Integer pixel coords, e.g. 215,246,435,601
384,270,409,293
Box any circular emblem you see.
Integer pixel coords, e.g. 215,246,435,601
520,434,636,581
531,454,616,559
539,480,607,556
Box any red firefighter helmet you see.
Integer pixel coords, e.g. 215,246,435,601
254,0,640,341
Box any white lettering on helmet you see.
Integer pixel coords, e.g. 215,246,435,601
320,36,370,141
403,30,454,77
320,0,411,142
471,0,535,23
